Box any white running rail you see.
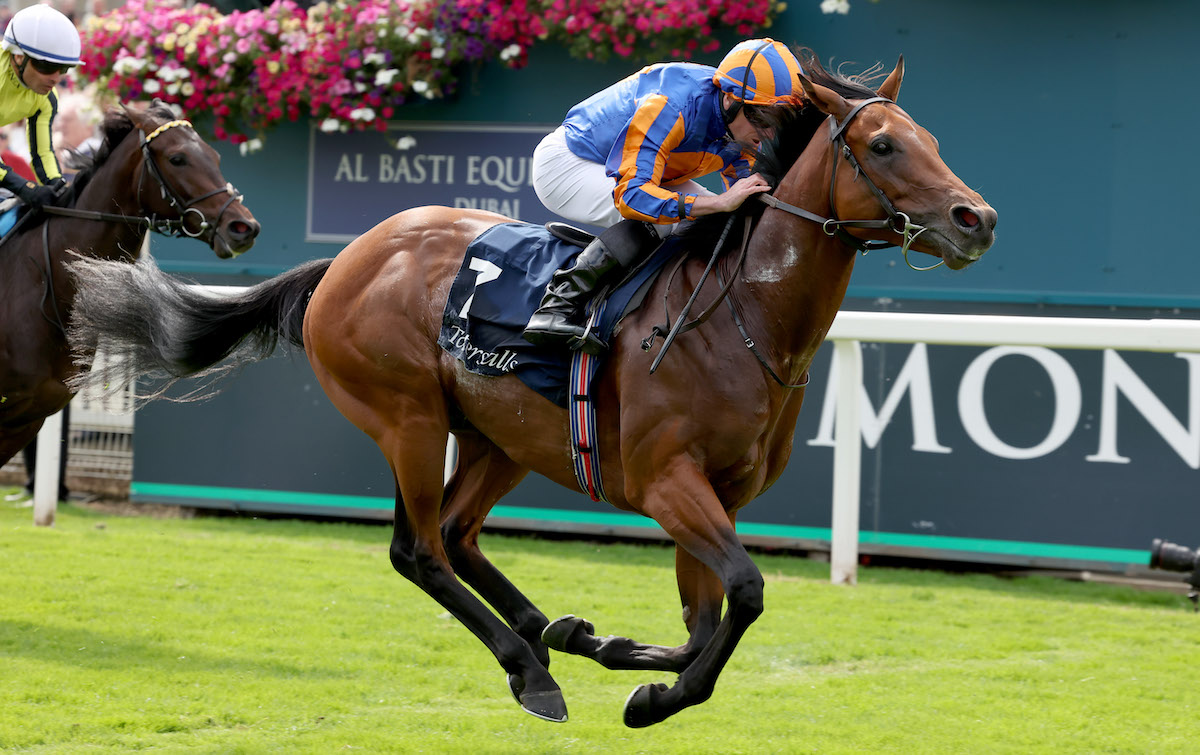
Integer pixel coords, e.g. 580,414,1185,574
28,305,1200,590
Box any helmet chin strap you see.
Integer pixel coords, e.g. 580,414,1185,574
722,95,741,141
722,94,743,128
12,56,32,88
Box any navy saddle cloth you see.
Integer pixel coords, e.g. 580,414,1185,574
438,222,676,407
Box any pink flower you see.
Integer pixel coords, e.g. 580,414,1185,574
77,0,781,143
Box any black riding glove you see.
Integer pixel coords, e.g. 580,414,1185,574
12,177,67,209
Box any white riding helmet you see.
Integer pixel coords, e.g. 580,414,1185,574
2,5,83,67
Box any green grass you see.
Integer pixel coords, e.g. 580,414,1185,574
1,494,1197,754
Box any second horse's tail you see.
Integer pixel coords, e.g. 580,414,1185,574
67,251,333,401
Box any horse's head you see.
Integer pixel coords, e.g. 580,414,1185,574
125,104,260,259
796,58,996,270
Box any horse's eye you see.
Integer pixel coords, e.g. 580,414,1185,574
168,154,187,167
870,139,893,156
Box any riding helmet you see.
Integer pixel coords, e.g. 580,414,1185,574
713,38,803,107
2,5,83,67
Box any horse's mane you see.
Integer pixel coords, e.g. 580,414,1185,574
66,102,178,198
677,47,885,247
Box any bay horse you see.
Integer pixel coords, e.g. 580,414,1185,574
65,56,995,726
0,101,259,472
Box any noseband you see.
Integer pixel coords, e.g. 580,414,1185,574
759,96,940,271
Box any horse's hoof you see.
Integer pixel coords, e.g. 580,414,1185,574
506,673,568,723
541,614,594,653
623,682,671,728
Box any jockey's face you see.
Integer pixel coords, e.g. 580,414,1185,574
12,54,67,95
723,95,775,149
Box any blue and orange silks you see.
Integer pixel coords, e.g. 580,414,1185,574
560,63,753,225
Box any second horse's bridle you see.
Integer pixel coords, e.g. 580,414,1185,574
45,119,245,244
35,119,246,338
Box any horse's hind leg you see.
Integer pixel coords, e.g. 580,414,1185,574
440,432,553,668
330,377,567,722
542,545,724,673
381,420,567,722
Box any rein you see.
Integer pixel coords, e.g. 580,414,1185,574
644,216,808,388
642,95,935,387
646,214,739,374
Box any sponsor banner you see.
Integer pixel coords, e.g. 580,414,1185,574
133,336,1200,564
306,121,563,243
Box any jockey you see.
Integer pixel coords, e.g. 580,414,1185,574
523,38,805,353
0,4,81,212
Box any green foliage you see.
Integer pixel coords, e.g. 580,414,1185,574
1,496,1197,752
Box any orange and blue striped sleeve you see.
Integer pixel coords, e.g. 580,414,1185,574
720,153,755,191
607,95,696,224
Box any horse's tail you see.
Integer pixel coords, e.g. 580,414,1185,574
66,251,332,402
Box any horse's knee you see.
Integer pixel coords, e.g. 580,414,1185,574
724,568,764,623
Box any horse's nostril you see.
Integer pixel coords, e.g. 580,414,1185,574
954,206,980,229
228,220,258,239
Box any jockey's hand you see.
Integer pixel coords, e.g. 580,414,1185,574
689,174,773,217
16,178,67,209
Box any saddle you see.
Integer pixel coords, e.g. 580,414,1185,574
437,221,678,408
0,195,22,239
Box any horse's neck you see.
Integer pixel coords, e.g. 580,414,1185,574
740,136,858,372
70,141,149,261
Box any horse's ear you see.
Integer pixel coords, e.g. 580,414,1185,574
877,55,904,102
797,73,853,122
122,102,146,129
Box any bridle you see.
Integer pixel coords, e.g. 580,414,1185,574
44,119,245,244
137,120,244,241
644,94,941,385
34,119,245,338
758,96,940,271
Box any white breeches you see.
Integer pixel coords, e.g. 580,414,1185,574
531,126,713,237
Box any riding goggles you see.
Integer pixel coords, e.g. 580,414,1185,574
29,58,73,75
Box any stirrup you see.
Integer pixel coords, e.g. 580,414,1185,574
568,331,608,355
522,317,580,348
568,309,607,355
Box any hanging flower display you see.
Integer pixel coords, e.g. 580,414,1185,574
76,0,784,144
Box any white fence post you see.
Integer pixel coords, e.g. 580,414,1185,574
33,409,63,527
829,340,862,585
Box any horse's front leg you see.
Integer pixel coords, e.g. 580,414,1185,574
541,545,724,673
0,416,45,469
621,461,764,728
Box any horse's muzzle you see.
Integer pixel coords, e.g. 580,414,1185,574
214,214,261,258
915,200,997,269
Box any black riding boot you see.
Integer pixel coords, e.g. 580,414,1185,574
523,219,658,354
